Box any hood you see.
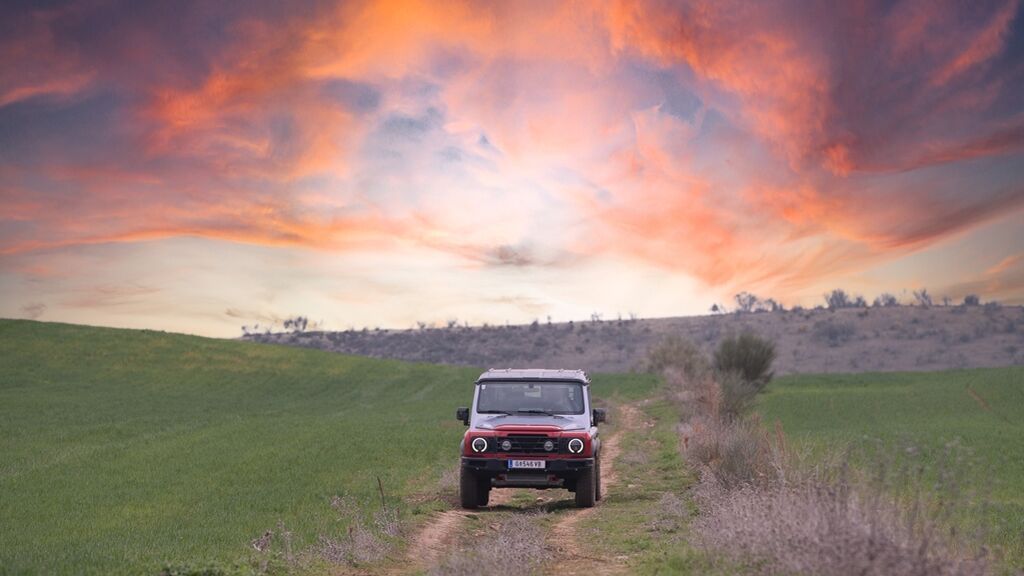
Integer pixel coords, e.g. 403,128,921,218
473,414,587,431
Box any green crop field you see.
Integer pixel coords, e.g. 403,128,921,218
757,368,1024,565
0,320,658,574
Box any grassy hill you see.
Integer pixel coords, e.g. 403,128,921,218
757,368,1024,565
0,320,657,574
247,305,1024,375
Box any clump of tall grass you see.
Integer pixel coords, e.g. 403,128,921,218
691,442,991,576
250,494,402,573
430,514,549,576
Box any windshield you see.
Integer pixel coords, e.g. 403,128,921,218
476,381,585,415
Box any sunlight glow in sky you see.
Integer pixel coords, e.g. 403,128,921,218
2,0,1023,336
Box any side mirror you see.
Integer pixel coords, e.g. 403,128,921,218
592,408,607,425
456,407,469,426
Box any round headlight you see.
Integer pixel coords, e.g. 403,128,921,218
500,439,512,452
567,438,584,454
543,440,555,452
471,437,488,453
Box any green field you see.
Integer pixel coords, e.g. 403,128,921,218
0,320,658,574
757,368,1024,564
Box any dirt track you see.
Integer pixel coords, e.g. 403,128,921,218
546,402,641,575
400,402,642,575
404,485,515,569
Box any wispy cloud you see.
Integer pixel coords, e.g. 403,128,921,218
1,0,1022,332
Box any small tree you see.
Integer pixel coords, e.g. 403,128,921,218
824,289,851,309
873,293,899,307
963,294,980,306
713,331,776,392
283,316,308,333
913,289,933,307
734,292,760,313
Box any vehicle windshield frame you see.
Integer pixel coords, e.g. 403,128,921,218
475,380,586,416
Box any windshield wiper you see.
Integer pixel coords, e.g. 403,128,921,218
478,410,513,415
515,409,565,418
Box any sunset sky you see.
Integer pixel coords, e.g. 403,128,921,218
2,0,1023,336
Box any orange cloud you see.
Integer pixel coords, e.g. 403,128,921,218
0,5,96,107
931,0,1019,86
2,0,1023,316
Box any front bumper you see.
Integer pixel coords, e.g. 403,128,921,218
461,456,594,488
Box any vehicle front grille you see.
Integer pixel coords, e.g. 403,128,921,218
501,434,555,453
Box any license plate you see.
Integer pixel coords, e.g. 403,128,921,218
508,459,545,470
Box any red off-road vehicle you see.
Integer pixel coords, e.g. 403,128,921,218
455,369,606,509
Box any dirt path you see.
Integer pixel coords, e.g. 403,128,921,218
546,402,644,575
404,488,515,570
400,402,644,575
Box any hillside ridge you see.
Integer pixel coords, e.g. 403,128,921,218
245,305,1024,374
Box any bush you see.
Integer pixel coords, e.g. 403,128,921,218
963,294,980,306
874,293,900,307
643,335,710,378
717,370,764,420
813,320,856,347
681,414,776,488
913,289,933,307
713,331,776,391
824,289,852,309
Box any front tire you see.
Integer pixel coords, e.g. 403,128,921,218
460,467,480,509
575,466,596,508
476,478,491,507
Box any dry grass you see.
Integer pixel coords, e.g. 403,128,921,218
429,514,550,576
692,460,990,576
436,465,461,505
647,492,689,533
250,495,402,573
666,358,994,575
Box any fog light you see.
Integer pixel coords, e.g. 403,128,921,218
500,439,512,451
471,437,488,453
567,438,584,454
543,440,555,452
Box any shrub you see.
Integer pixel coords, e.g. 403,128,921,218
873,292,900,307
913,289,933,307
963,294,980,306
717,370,764,419
825,289,852,309
713,331,776,391
643,335,710,378
681,414,777,488
813,319,856,347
